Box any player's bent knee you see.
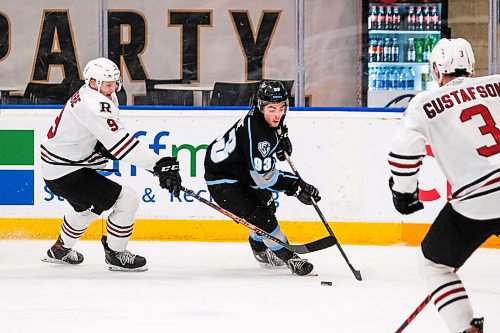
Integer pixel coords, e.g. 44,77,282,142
246,205,278,233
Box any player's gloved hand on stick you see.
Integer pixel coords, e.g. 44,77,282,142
287,178,321,205
388,177,423,215
276,125,292,161
153,157,182,197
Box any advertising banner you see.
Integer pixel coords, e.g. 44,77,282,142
0,109,449,224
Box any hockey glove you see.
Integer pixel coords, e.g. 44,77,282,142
276,125,292,161
93,141,117,160
286,178,321,205
153,157,182,197
388,177,423,215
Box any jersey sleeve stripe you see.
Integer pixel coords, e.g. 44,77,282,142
112,136,137,158
109,133,130,152
116,141,139,160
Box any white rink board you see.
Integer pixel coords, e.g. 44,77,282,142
0,109,448,223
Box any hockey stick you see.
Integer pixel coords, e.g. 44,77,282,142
394,295,431,333
181,186,336,254
283,152,363,281
394,268,460,332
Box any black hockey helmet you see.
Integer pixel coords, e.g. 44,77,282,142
254,80,289,111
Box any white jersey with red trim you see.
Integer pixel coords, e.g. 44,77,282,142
41,85,159,180
389,74,500,219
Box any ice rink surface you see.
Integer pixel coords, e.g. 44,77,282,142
0,240,498,333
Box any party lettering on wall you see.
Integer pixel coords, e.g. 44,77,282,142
24,9,280,82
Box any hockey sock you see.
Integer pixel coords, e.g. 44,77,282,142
106,186,139,251
421,257,474,332
59,209,99,248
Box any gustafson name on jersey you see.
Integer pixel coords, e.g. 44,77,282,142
423,81,500,119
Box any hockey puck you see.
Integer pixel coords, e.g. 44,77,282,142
320,281,332,286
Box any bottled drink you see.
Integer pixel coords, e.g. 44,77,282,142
377,38,385,62
368,38,376,62
391,37,399,62
421,71,430,91
368,5,377,30
389,67,400,90
377,6,385,30
407,6,415,30
400,67,415,90
380,67,388,90
392,5,401,30
374,67,382,90
383,67,391,90
416,6,423,30
407,38,416,62
383,38,392,62
385,6,393,30
415,38,424,63
368,67,376,90
423,6,431,30
422,36,432,62
431,6,440,30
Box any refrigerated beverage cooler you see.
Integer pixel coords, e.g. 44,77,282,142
362,0,449,107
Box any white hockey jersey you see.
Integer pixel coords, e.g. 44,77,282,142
389,74,500,219
41,85,159,180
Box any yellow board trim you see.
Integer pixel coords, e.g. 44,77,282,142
0,218,499,248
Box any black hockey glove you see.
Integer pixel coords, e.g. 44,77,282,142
388,177,424,215
153,157,182,197
93,141,117,160
286,178,321,205
276,125,292,161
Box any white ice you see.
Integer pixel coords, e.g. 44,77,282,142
0,240,498,333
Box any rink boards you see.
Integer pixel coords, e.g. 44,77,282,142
0,108,498,248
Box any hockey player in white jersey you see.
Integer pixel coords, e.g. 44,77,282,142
40,57,182,272
387,38,500,332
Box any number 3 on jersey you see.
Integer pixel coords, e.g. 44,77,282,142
460,103,500,157
210,128,236,163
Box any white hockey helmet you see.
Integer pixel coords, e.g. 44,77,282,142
429,38,475,76
83,57,122,92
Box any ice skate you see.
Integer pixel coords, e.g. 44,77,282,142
286,253,314,276
101,236,147,272
462,317,484,333
252,248,286,268
41,236,84,265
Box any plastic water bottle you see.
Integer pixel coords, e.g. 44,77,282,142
369,68,376,90
374,67,381,90
401,67,415,90
407,38,416,62
390,67,400,90
409,67,415,90
381,67,389,90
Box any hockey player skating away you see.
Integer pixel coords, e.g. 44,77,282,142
204,80,321,276
40,57,182,272
388,38,500,332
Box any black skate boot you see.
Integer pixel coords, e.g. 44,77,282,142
462,317,484,333
42,236,84,265
286,253,314,276
101,236,147,272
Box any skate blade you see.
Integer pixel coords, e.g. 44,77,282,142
41,256,79,265
258,262,287,269
107,264,148,272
